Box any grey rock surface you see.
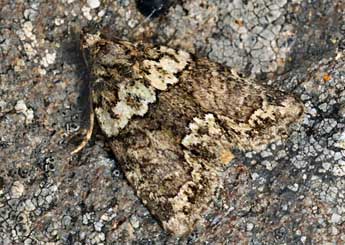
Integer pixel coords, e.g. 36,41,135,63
0,0,344,244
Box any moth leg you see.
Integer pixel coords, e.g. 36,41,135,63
71,104,95,155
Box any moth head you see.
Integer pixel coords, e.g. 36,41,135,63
82,33,136,72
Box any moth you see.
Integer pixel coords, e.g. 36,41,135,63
74,33,304,236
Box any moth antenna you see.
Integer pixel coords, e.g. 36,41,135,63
71,102,94,155
145,4,163,19
128,4,163,37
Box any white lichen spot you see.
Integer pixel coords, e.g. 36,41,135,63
0,100,7,111
98,9,106,17
38,67,47,75
41,49,56,67
10,181,25,198
96,81,156,137
13,58,26,72
18,21,38,58
87,0,100,9
130,215,140,229
287,183,299,192
332,160,345,177
22,21,35,40
335,131,345,149
54,17,64,26
25,109,34,124
15,100,34,124
331,213,342,224
335,141,345,149
23,42,37,58
24,199,36,211
82,5,92,20
15,100,27,113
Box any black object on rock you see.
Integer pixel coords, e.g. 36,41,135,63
135,0,172,18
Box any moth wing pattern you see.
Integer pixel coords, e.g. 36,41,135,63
82,33,304,236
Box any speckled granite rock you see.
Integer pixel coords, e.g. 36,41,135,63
0,0,344,244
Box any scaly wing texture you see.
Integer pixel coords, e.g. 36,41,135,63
83,33,304,236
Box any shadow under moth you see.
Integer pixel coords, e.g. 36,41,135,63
76,33,304,236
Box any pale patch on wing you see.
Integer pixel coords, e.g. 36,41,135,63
95,107,122,137
182,114,234,167
117,81,156,116
95,80,156,137
163,181,200,236
142,60,179,90
218,95,304,150
142,47,191,90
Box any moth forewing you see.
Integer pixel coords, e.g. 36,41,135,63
80,33,304,236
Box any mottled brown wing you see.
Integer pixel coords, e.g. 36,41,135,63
180,58,304,151
109,84,234,236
